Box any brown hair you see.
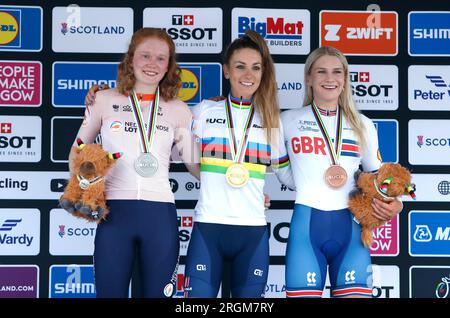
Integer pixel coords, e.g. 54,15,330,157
303,46,366,150
223,30,280,145
117,27,181,100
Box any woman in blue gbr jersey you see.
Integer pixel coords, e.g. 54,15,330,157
282,46,403,298
183,30,294,298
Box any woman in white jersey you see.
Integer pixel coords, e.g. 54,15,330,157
282,46,402,298
63,28,199,298
183,30,293,298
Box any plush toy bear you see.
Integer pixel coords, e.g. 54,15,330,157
348,163,416,247
59,138,122,222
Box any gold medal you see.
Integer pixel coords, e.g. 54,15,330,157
324,164,348,188
225,163,250,188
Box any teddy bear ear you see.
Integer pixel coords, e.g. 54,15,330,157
406,183,416,200
107,152,123,160
76,137,85,150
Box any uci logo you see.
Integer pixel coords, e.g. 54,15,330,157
178,68,199,103
0,12,19,45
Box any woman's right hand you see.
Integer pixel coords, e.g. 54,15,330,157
85,84,110,106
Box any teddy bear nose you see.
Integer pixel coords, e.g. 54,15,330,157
80,161,96,175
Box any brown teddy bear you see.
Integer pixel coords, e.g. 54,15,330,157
59,138,122,222
348,163,416,247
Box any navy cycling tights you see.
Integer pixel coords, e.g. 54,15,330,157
94,200,179,298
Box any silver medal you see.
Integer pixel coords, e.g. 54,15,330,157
134,153,158,177
79,178,90,190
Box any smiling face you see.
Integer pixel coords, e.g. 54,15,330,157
132,37,170,93
306,54,346,109
223,48,262,100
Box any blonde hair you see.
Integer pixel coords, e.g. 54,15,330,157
223,30,279,145
117,28,181,100
303,46,367,150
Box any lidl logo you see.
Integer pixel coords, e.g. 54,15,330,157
0,11,19,45
178,63,221,106
320,10,397,55
179,68,199,102
0,6,42,51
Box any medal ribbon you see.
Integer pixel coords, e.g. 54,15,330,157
311,102,343,166
224,95,255,163
129,88,159,153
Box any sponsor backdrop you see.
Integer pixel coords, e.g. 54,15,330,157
0,0,449,299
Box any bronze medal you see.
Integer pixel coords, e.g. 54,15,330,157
324,164,348,188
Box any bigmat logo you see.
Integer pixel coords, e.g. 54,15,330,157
0,265,39,298
0,6,42,52
144,8,222,54
49,265,96,298
0,61,42,107
350,65,398,110
409,211,450,256
178,63,221,106
373,119,398,163
410,266,450,298
232,8,310,55
52,62,118,108
275,63,305,109
409,12,450,56
0,116,41,162
52,7,133,53
408,65,450,111
320,10,398,56
408,120,450,165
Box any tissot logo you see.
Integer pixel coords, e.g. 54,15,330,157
0,122,11,133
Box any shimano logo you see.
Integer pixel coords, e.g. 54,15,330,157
413,28,450,39
57,79,116,90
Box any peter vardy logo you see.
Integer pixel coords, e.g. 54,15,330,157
0,218,33,246
409,211,450,256
0,219,21,231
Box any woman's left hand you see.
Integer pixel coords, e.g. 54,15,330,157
264,193,271,209
372,197,403,221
